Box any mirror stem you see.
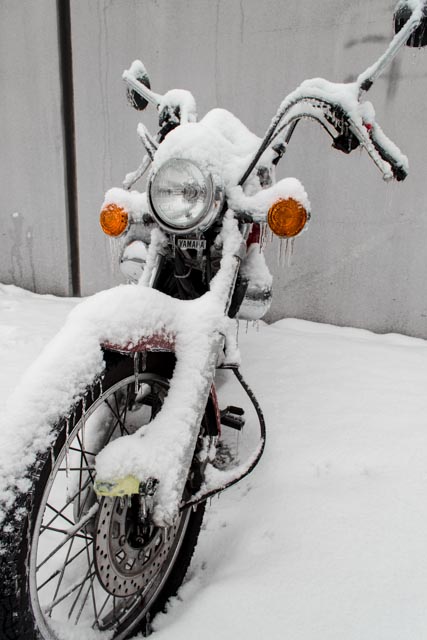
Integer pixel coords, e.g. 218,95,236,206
357,4,424,98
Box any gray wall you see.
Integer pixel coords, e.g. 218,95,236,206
1,0,71,295
2,1,427,337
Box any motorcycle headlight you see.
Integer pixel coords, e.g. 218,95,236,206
148,158,223,234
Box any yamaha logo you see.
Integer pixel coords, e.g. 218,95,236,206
177,238,207,251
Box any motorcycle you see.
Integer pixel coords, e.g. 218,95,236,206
1,1,426,638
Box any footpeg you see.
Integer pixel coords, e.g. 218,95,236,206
220,405,245,430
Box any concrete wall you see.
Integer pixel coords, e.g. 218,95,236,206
2,0,427,337
262,2,427,338
0,1,71,295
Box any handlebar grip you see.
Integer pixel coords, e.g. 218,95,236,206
327,103,408,181
368,123,408,182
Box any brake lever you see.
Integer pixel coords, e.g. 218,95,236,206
328,109,407,182
327,107,360,154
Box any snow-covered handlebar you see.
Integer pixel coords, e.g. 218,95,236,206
239,0,427,186
122,0,426,188
238,85,408,186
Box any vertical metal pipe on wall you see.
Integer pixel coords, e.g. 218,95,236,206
57,0,81,297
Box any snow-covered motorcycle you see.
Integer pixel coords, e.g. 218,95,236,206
1,1,426,638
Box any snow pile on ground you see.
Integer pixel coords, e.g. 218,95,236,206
1,285,427,638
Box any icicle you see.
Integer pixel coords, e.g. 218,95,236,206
108,236,122,270
81,397,86,451
245,320,249,334
278,237,285,266
276,237,296,268
134,352,141,393
260,223,268,250
65,417,70,480
236,428,241,464
285,237,295,266
50,447,55,476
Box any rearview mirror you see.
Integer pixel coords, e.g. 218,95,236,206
126,68,151,111
394,0,427,47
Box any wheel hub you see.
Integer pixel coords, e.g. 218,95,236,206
94,496,179,596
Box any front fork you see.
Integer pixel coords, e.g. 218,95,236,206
94,330,225,524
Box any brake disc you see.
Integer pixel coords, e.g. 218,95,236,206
94,496,180,596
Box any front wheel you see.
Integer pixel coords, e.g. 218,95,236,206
0,352,206,640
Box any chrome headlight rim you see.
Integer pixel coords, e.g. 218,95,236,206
148,158,224,235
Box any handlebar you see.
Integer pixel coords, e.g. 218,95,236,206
239,86,408,186
124,0,424,190
238,1,427,187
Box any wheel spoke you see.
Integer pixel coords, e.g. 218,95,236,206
93,593,113,629
42,476,92,532
45,502,75,529
39,539,90,592
40,525,93,541
115,386,131,436
73,570,94,624
83,525,99,627
69,445,98,457
57,467,96,472
37,504,98,571
47,536,75,620
43,566,96,615
104,396,130,436
32,372,193,637
76,433,96,486
66,557,95,623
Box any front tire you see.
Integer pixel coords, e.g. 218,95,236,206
0,352,206,639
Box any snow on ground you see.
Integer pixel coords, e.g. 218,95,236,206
1,284,427,639
0,284,78,399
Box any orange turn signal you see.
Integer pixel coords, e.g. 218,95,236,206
267,198,309,238
100,204,129,237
